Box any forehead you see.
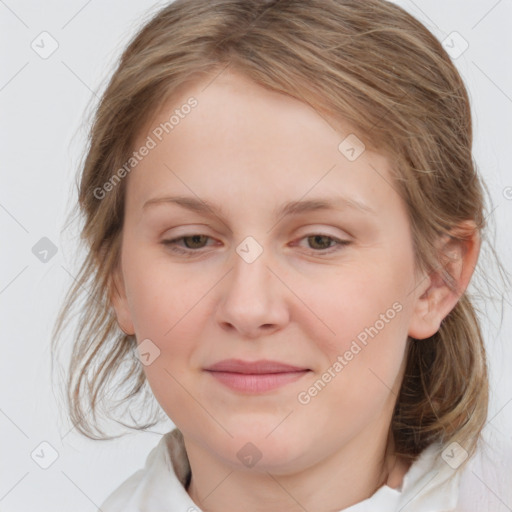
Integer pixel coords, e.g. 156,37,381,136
125,69,403,223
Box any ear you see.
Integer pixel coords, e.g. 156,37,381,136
408,220,481,340
109,264,135,336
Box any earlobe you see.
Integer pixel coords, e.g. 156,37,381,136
407,221,480,340
109,266,135,336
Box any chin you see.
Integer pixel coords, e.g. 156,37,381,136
208,423,312,473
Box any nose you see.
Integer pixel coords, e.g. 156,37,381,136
215,242,290,339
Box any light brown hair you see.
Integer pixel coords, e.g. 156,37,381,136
53,0,506,464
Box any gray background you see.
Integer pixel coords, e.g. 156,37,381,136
1,0,511,510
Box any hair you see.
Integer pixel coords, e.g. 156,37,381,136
52,0,506,465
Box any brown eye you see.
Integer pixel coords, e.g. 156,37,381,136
294,233,351,255
161,234,214,256
307,235,336,250
181,235,209,249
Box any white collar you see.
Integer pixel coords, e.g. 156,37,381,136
102,428,462,511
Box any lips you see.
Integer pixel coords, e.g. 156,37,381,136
204,359,310,393
205,359,309,374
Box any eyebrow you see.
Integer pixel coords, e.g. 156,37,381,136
142,195,377,219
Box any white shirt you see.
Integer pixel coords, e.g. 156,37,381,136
98,426,512,511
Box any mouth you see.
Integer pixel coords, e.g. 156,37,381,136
204,359,311,393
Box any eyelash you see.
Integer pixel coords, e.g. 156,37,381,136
161,234,351,257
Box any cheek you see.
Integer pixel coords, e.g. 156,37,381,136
123,244,208,336
298,259,410,354
121,249,206,389
297,299,409,437
123,261,209,425
297,260,411,406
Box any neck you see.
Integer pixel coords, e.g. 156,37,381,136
184,426,411,512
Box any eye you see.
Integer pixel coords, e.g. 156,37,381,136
294,234,351,254
162,234,214,255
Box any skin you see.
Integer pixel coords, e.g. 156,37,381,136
110,69,480,511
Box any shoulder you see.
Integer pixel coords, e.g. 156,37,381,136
98,468,146,512
393,426,512,511
97,433,173,512
456,425,512,511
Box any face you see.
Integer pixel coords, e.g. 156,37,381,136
111,69,434,473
